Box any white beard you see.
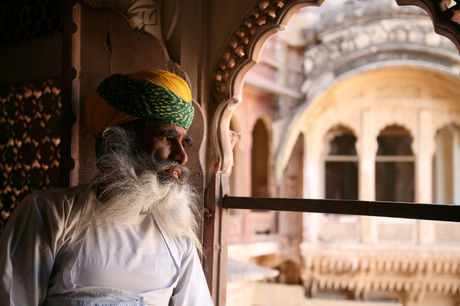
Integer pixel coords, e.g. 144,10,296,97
90,125,201,253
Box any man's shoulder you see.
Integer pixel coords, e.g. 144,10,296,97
26,184,91,201
161,230,196,260
21,184,94,216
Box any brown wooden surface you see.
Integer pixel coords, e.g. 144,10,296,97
223,196,460,223
72,2,170,185
203,173,229,306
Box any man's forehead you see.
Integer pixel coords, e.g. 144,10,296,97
147,121,189,138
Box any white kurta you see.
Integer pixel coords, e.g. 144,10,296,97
0,184,213,306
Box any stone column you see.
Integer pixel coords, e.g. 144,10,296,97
360,108,377,244
417,109,435,245
305,131,321,243
453,128,460,205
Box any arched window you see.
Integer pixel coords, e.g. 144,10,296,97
251,119,269,197
375,125,414,202
324,126,358,200
319,126,360,244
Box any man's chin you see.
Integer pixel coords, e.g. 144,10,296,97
157,172,183,185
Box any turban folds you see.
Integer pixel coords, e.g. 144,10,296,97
85,69,194,138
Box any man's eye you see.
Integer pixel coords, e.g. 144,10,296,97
182,141,191,151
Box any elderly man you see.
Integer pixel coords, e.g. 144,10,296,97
0,69,213,305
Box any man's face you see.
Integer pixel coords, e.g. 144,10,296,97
139,121,193,181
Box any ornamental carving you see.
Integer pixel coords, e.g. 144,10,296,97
82,0,158,29
0,80,61,234
303,247,460,301
214,0,303,102
304,18,458,79
396,0,460,51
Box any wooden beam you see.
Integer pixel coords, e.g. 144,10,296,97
223,197,460,223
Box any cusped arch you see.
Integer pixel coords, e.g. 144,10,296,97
211,0,322,174
375,124,415,155
211,0,460,177
322,124,359,157
374,123,416,156
433,116,460,136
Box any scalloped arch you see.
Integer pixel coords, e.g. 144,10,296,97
212,0,321,103
211,0,460,175
211,0,322,174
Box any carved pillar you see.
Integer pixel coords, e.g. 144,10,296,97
360,108,377,244
279,134,304,265
453,128,460,205
416,109,434,203
434,129,448,204
306,131,321,243
417,109,435,245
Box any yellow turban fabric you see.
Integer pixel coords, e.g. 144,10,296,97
85,69,193,138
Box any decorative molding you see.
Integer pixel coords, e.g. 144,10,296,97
305,20,458,80
81,0,159,30
212,95,242,174
213,0,321,102
302,5,460,100
302,245,460,301
396,0,460,52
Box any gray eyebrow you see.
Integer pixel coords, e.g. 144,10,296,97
161,130,194,146
160,130,181,138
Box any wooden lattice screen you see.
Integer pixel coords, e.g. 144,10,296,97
0,80,62,234
0,0,63,234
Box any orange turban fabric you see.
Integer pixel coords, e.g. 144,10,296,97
85,69,192,138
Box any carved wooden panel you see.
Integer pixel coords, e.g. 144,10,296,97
0,79,61,234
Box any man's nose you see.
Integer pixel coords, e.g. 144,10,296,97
170,141,188,165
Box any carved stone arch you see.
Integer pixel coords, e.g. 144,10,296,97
433,114,460,133
252,115,274,141
396,0,460,52
210,0,322,174
251,116,274,197
375,124,416,156
322,124,359,158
